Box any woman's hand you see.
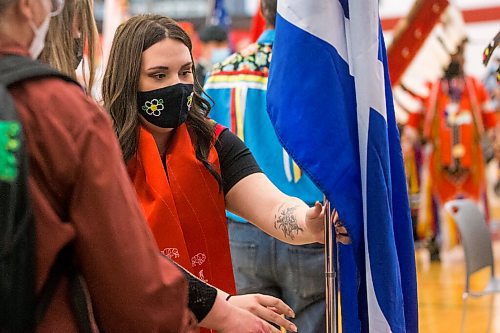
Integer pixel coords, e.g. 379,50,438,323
305,202,352,245
334,219,351,245
217,305,283,333
201,289,283,333
228,294,297,333
303,201,326,243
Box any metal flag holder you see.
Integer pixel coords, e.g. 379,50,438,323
324,198,339,333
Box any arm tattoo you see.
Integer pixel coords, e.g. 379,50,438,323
274,204,303,240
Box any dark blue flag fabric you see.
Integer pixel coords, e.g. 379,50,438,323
266,1,419,332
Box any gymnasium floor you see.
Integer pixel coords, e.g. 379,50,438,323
417,239,500,332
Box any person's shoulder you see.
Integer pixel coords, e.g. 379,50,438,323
14,76,110,138
23,75,84,98
212,121,227,138
210,49,247,74
214,124,242,148
210,42,272,75
22,76,106,122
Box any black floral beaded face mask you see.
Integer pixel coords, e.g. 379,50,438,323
137,83,193,129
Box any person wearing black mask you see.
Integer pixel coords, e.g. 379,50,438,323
404,39,497,261
40,0,99,95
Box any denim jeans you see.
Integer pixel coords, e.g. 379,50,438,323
228,219,325,333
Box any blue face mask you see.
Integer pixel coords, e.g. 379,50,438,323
211,47,231,65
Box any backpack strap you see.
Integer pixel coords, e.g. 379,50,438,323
35,246,94,333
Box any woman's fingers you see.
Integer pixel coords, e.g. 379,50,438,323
315,201,324,218
306,201,324,219
335,225,352,244
335,225,347,234
256,294,295,317
251,307,297,332
243,294,297,332
266,322,282,333
252,296,296,332
337,234,351,244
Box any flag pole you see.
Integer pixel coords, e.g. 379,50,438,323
324,197,339,333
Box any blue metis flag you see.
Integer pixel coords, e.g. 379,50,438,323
266,0,419,332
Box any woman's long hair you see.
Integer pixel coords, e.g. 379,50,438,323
40,0,99,94
102,14,221,185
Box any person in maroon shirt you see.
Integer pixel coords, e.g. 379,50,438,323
0,0,278,331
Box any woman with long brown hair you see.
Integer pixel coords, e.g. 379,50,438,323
103,14,328,333
40,0,99,94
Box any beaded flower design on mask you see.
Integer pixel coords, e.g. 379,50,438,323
142,99,164,117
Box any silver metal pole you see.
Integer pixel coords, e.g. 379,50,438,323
324,198,339,333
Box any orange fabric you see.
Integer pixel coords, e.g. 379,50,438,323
482,111,497,129
417,153,435,240
406,111,423,130
416,77,496,242
250,1,266,43
128,124,236,298
424,78,489,203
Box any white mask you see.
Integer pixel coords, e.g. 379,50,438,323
28,0,51,60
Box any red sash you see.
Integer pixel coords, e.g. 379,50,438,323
127,124,236,299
